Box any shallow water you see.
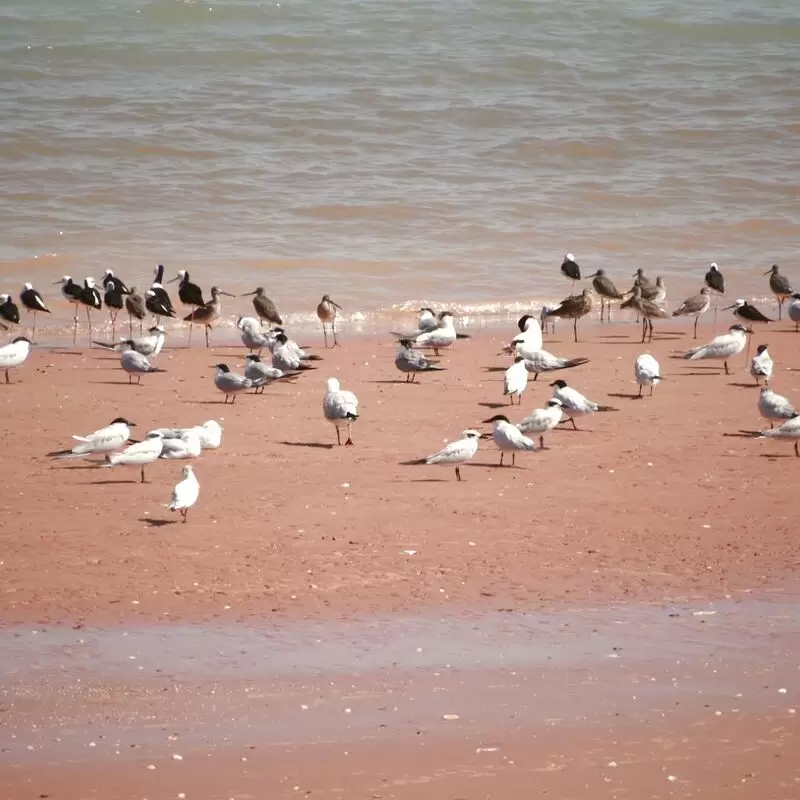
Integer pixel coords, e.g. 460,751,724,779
1,0,798,331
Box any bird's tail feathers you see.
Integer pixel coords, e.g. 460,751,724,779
562,357,590,369
302,354,323,361
47,448,84,459
92,340,118,349
597,405,619,412
738,429,764,438
455,333,471,339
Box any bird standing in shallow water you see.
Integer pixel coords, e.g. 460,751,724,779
103,277,128,341
317,295,343,348
183,286,234,348
80,278,102,347
169,270,206,346
242,287,283,327
0,294,21,332
560,253,581,294
146,264,176,325
125,287,146,337
54,276,84,345
544,288,594,343
588,269,625,322
765,264,794,320
19,283,50,341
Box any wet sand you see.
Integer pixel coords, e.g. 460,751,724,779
1,317,798,797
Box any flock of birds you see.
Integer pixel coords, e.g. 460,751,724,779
1,257,798,517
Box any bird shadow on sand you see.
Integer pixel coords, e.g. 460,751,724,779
81,478,141,485
279,440,335,450
478,401,511,410
140,517,177,528
471,461,525,469
369,379,420,385
48,349,87,357
722,432,757,439
182,399,228,405
89,380,141,385
728,382,759,389
759,453,796,459
607,392,645,400
409,478,449,483
483,366,507,373
679,371,727,377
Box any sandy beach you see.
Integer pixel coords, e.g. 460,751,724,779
1,317,798,797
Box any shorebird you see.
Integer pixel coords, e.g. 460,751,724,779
19,283,50,341
94,326,166,357
271,327,320,362
213,363,256,404
682,324,749,374
149,420,223,450
749,344,773,386
788,293,800,331
517,399,563,448
672,287,711,339
0,294,21,330
317,294,342,348
415,311,457,356
723,300,771,360
704,262,726,326
159,429,202,460
272,332,316,372
765,264,794,320
503,356,528,405
630,268,656,294
323,377,359,446
166,465,200,522
518,348,589,381
741,417,800,458
0,336,32,383
560,253,581,293
620,286,669,343
102,431,164,483
120,344,167,385
242,287,282,327
47,417,135,459
243,354,300,393
395,339,446,382
589,270,625,322
102,276,128,340
125,287,146,337
482,414,537,466
549,379,617,429
80,278,102,347
417,307,438,332
634,353,662,397
758,387,797,429
501,314,543,354
705,262,726,295
184,286,234,348
539,303,558,334
102,269,130,294
411,429,481,481
544,288,594,343
54,276,84,344
169,270,206,345
146,264,176,324
640,276,667,305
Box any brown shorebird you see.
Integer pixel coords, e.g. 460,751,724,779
317,294,343,348
184,286,234,348
620,286,669,343
544,288,594,343
19,283,50,342
242,287,283,327
588,269,625,322
125,287,146,337
641,276,666,305
765,264,794,320
560,253,581,294
672,286,711,339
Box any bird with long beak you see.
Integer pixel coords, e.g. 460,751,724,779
184,286,235,348
317,294,343,348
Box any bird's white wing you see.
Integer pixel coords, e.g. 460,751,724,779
426,438,472,464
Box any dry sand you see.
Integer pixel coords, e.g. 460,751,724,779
1,316,798,797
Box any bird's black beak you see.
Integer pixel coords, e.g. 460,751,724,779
332,301,343,310
722,304,734,310
587,271,599,278
240,291,256,296
128,422,137,427
220,291,236,298
167,276,178,284
763,269,772,275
